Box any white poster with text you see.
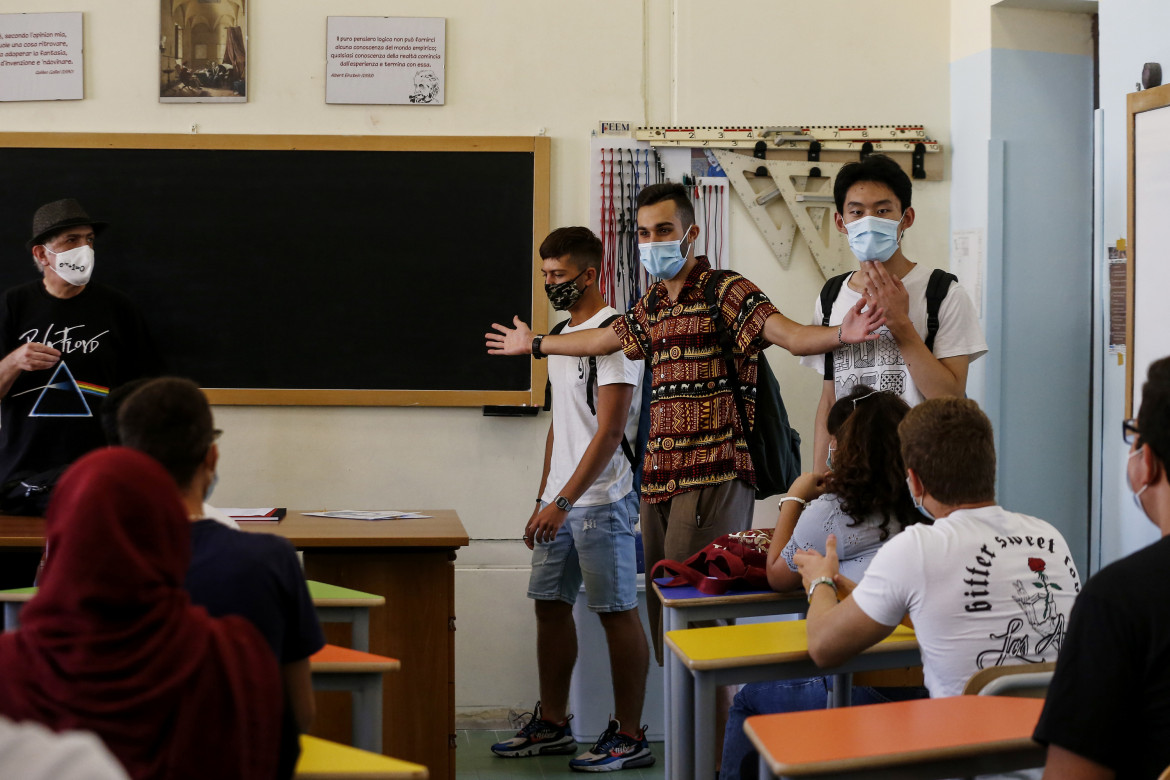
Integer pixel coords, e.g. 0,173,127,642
0,12,82,102
326,16,445,105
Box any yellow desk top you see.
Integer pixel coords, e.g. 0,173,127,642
665,620,917,671
296,735,428,779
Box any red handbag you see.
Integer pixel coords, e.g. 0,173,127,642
651,529,773,595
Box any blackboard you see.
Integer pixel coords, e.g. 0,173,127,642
0,133,550,407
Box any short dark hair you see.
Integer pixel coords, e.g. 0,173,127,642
636,182,696,228
539,227,603,272
1139,356,1170,472
899,398,996,505
117,377,216,490
824,389,917,539
833,154,913,214
100,377,154,445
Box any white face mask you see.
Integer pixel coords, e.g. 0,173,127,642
43,244,94,286
1128,446,1151,519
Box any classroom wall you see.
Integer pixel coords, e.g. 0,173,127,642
1095,1,1170,564
0,0,952,720
949,1,1095,573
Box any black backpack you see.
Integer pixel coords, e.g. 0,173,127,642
819,268,957,378
544,315,651,490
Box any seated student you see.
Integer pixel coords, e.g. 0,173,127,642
721,387,924,780
795,398,1081,699
0,716,129,780
116,376,325,780
0,448,283,780
1034,356,1170,779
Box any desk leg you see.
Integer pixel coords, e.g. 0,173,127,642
663,606,684,780
3,603,19,631
693,670,715,780
829,673,851,708
351,677,383,753
759,754,774,779
352,609,370,653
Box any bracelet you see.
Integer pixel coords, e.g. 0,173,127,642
837,326,845,345
777,496,809,511
807,576,838,603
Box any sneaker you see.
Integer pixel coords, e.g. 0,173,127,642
490,701,577,758
569,719,655,772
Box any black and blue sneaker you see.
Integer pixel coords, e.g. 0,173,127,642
490,701,577,758
569,719,655,772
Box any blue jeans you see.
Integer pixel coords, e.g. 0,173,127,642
527,490,639,612
721,677,929,780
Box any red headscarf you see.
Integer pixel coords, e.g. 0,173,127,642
0,448,283,780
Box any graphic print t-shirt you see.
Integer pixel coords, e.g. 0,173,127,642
850,505,1081,698
799,265,987,406
0,281,162,485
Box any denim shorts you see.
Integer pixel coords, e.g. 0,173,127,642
527,490,639,613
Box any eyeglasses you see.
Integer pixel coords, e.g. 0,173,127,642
1123,418,1140,445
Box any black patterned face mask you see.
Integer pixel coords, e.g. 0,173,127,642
544,269,587,311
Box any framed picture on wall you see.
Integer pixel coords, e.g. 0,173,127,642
159,0,247,103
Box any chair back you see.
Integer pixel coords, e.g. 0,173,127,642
962,662,1056,698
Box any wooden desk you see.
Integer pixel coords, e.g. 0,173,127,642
665,621,921,780
0,510,468,780
654,580,807,779
745,696,1045,779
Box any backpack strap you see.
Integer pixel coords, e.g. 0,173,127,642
924,269,958,354
702,271,754,438
818,272,851,380
542,319,570,412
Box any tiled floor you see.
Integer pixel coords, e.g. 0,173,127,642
456,730,665,779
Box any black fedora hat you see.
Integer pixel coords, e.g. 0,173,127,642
27,198,108,249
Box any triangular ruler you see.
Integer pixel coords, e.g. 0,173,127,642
29,361,93,418
713,152,855,279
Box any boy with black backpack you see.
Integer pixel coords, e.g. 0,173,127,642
802,155,987,474
490,227,654,772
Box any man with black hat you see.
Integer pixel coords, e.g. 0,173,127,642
0,198,161,525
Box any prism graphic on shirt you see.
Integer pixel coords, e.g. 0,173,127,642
15,361,109,418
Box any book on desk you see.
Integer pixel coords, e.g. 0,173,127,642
225,507,287,523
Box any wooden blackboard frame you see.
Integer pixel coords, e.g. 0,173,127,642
0,132,550,408
1126,86,1170,418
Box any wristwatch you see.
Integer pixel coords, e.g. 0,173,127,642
554,496,573,512
532,334,546,359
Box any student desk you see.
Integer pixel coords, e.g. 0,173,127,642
654,580,807,780
744,695,1045,779
0,510,468,780
306,580,386,652
296,735,428,779
665,621,920,780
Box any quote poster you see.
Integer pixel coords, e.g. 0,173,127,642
326,16,445,105
0,12,83,102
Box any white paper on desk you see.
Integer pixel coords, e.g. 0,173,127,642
302,510,432,521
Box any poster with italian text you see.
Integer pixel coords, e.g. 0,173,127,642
326,16,445,105
0,12,82,102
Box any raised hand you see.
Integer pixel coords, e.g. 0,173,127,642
839,298,886,344
486,316,534,356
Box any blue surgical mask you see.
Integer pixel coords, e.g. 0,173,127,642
845,214,905,263
205,471,219,502
638,225,693,280
1128,446,1150,517
906,476,935,521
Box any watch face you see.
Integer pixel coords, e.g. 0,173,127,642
555,497,570,511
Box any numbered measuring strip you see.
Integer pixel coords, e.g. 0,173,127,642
634,125,940,153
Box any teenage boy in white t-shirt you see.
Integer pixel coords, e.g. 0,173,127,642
795,398,1080,699
802,155,987,473
490,227,653,773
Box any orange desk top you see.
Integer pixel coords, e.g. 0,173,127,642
0,510,469,549
745,696,1044,777
311,643,401,673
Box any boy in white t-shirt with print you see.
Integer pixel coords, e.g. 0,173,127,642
490,227,653,773
802,155,988,473
795,398,1080,699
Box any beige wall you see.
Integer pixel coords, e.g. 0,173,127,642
0,0,953,715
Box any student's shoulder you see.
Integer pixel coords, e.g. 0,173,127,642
193,520,299,565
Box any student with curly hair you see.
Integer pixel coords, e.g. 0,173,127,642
720,386,925,780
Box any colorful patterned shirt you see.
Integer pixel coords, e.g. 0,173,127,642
610,257,779,503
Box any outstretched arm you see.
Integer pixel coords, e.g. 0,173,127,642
761,299,886,356
486,316,622,358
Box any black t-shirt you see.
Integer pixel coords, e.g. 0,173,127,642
186,520,326,780
1034,535,1170,778
0,280,162,486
